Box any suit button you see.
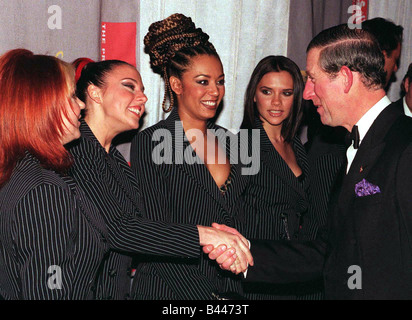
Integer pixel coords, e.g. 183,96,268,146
108,269,117,277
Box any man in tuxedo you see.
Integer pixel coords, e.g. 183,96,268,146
301,18,405,229
207,24,412,299
362,17,403,91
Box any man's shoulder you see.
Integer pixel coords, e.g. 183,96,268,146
385,111,412,152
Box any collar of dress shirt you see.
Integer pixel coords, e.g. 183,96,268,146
346,95,391,173
354,95,392,147
403,97,412,117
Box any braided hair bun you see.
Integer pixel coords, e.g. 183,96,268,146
144,13,219,112
144,13,216,75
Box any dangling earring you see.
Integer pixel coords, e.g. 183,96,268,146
162,67,174,113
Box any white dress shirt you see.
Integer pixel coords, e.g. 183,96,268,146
403,97,412,117
346,96,392,173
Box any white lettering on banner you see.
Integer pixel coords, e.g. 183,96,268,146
48,5,62,30
101,23,106,60
47,265,62,290
347,265,362,290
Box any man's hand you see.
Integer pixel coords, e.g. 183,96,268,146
203,244,238,272
198,225,253,274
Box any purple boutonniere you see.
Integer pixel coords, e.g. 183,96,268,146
355,179,381,197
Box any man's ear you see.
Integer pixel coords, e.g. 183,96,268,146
340,66,353,94
87,85,102,104
405,78,410,94
169,76,183,95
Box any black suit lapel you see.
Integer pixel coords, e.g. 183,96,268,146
80,120,142,213
338,102,404,213
164,109,235,215
214,124,250,209
109,146,146,213
62,174,109,239
257,119,307,200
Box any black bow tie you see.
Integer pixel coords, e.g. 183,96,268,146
347,125,360,149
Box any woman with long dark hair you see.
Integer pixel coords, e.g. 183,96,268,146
239,55,324,299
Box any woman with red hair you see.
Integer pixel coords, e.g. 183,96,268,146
0,49,110,299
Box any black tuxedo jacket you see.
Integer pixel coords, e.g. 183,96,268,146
247,100,412,299
130,108,249,299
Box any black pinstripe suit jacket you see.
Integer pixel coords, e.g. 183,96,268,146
130,108,250,300
0,152,110,299
305,125,347,230
240,119,325,299
241,119,312,241
67,120,200,300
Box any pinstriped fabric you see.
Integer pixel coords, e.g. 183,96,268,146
239,119,323,299
240,120,311,240
0,153,109,300
67,120,201,299
130,108,248,300
305,127,347,230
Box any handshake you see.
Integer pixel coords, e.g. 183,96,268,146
198,223,254,275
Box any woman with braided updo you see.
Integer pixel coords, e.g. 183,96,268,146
130,14,252,300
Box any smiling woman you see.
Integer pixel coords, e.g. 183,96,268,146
73,60,147,151
66,57,252,300
169,54,225,124
238,55,325,299
130,13,252,300
67,58,199,300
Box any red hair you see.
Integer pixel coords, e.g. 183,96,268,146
0,49,75,187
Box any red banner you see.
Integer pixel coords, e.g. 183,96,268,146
101,22,137,66
352,0,368,23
